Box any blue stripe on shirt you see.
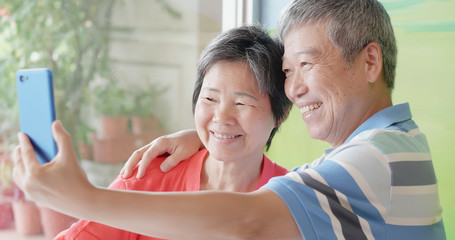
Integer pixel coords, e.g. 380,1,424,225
386,220,446,239
314,160,385,239
298,171,368,239
390,160,437,186
265,178,338,240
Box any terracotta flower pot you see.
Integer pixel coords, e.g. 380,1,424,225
0,200,13,229
78,141,94,160
39,206,78,239
12,200,42,236
92,134,136,163
131,116,160,135
99,116,128,139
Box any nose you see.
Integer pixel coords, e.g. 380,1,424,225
213,102,236,125
285,68,307,103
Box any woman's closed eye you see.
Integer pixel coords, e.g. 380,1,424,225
235,100,259,108
199,96,219,104
204,95,217,101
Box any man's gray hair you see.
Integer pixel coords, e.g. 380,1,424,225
278,0,397,91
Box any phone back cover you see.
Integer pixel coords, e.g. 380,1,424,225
16,69,57,164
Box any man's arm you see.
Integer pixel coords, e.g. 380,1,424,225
13,121,301,239
83,188,301,239
54,174,140,240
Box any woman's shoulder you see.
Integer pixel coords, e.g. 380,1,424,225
256,155,290,189
112,149,208,191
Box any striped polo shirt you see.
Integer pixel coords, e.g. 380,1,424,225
263,103,446,239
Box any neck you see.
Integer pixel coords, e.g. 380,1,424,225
330,93,393,148
200,153,263,192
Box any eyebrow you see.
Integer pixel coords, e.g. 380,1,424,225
234,91,258,101
282,48,320,61
203,87,258,101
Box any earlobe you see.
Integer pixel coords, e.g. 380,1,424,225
364,42,383,83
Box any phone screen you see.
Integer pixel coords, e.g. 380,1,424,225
16,68,57,164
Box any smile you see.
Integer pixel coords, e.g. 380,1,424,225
300,103,322,116
213,132,241,139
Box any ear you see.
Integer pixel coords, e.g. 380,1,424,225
363,42,383,83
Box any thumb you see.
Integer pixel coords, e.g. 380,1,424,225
52,120,75,157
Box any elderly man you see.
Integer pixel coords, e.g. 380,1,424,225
14,0,445,239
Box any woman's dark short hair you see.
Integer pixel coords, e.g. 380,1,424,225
192,25,291,151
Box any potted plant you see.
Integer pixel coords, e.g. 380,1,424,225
0,0,118,150
129,83,167,135
0,199,13,230
38,206,78,240
89,80,135,163
0,140,42,236
76,123,96,161
0,151,14,230
93,81,135,140
0,0,181,147
12,187,43,236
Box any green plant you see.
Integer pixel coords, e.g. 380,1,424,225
93,81,135,117
0,0,117,145
0,0,181,145
129,83,168,118
76,122,95,144
0,153,14,198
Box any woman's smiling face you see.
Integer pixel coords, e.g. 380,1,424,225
194,60,275,163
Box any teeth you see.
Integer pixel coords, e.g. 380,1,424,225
300,103,322,116
214,133,238,139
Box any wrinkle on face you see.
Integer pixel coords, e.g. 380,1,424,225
284,23,373,147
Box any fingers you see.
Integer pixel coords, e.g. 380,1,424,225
136,156,153,178
12,146,25,188
124,137,172,178
122,145,149,178
160,154,180,172
123,130,201,178
12,145,23,169
140,139,169,176
17,132,39,171
52,120,75,157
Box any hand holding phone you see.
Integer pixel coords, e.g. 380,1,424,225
16,68,57,164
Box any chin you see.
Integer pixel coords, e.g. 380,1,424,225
307,128,327,142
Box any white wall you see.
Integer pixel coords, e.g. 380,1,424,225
108,0,222,131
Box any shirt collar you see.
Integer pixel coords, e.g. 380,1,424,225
344,102,412,143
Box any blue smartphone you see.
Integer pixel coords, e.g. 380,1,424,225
16,68,57,164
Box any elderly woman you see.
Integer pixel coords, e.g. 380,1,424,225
52,25,291,239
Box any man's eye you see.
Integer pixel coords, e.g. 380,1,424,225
283,69,290,74
235,102,245,106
